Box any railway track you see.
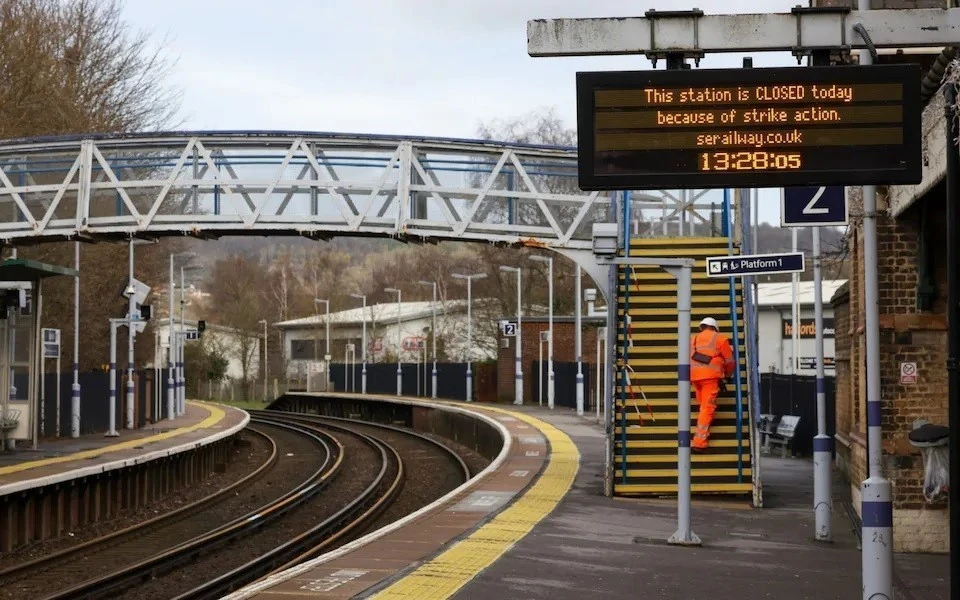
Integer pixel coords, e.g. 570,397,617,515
0,417,335,600
1,410,472,600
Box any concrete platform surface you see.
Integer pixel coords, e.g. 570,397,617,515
452,407,950,600
0,401,249,495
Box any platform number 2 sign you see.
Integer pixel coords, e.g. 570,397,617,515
501,321,517,337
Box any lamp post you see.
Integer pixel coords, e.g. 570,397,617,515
499,265,523,406
384,287,402,395
530,255,554,409
452,273,485,402
575,265,584,416
258,319,268,401
350,293,367,394
418,280,438,398
313,299,330,391
168,251,196,419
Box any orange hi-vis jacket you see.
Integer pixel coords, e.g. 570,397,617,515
690,330,736,382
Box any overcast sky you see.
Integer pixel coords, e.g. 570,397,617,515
120,0,815,225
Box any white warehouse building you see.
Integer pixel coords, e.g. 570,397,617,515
754,280,847,376
275,300,498,381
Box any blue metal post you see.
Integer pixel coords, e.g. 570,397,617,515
619,191,631,483
724,189,744,482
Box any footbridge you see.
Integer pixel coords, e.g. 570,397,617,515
0,131,721,250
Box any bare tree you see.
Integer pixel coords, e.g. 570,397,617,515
1,0,184,370
204,255,264,399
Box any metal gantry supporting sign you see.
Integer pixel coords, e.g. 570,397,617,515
705,252,805,278
526,7,941,598
781,186,849,227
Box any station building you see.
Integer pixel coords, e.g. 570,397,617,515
829,49,955,552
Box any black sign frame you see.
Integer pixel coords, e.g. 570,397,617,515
575,64,922,191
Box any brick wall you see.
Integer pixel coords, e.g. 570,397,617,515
838,184,949,552
496,320,602,402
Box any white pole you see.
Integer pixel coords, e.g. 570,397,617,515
812,226,832,541
126,240,135,430
596,327,602,421
40,343,45,438
263,320,268,401
547,258,554,409
351,294,366,394
397,291,401,395
167,255,175,421
791,223,799,374
71,241,80,437
106,320,118,437
56,354,60,438
466,279,473,402
576,265,584,416
538,337,543,407
857,4,892,593
179,266,185,413
325,301,331,391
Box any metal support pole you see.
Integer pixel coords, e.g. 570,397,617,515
812,226,833,541
856,5,893,596
263,320,268,401
107,320,118,437
325,301,331,392
126,240,135,430
396,293,401,395
466,279,473,402
668,263,701,546
71,241,80,438
538,338,543,407
431,283,437,398
576,265,584,416
167,255,175,421
514,269,523,405
791,224,799,374
943,81,959,600
179,266,185,413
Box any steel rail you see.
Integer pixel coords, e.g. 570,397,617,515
172,415,403,600
0,426,277,584
36,417,338,600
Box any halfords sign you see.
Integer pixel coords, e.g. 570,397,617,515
782,318,835,339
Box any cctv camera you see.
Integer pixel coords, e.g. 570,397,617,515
122,285,135,298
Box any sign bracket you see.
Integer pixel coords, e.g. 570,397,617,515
644,9,705,67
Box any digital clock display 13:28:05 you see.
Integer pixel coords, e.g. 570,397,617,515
700,151,801,171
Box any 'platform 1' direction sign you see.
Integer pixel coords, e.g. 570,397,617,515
781,186,848,227
706,252,805,278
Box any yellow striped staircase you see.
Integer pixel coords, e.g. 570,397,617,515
613,237,754,497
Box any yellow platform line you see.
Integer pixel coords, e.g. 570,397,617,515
370,407,579,600
0,401,224,477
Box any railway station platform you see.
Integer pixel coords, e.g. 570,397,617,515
226,399,949,600
0,401,249,551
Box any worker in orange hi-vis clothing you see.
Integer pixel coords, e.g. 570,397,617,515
689,317,736,452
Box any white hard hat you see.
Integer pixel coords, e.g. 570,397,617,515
700,317,718,329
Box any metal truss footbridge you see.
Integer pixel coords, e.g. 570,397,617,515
0,131,722,248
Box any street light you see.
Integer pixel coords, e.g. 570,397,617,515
418,280,438,399
530,254,554,410
313,299,330,391
169,251,196,419
384,287,402,395
499,265,523,406
349,293,367,394
258,319,268,402
452,273,486,402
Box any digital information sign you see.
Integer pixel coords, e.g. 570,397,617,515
575,64,922,191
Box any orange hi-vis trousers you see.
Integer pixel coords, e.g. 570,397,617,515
692,378,720,449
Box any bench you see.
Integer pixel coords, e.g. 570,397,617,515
767,415,801,458
757,414,779,453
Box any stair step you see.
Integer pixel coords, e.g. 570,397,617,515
623,468,753,478
616,439,751,449
613,482,754,494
